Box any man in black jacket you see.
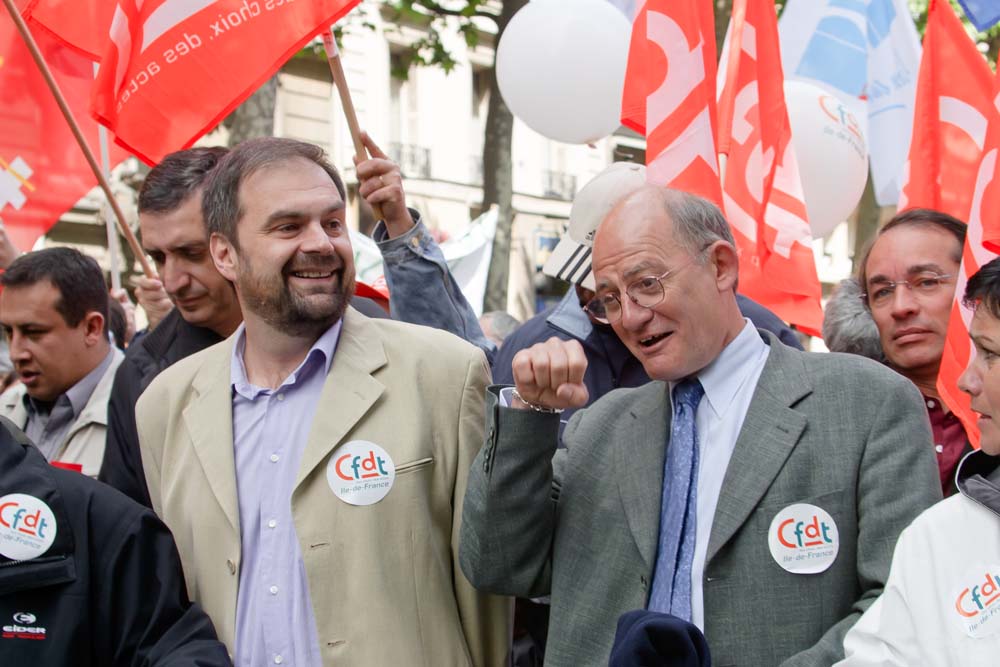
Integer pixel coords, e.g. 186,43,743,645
99,148,239,506
0,416,230,665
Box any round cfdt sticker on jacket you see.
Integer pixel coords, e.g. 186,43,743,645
952,565,1000,638
767,503,839,574
0,493,57,561
326,441,396,506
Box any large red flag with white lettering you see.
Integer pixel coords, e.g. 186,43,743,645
937,68,1000,450
621,0,723,206
24,0,114,60
91,0,361,164
899,0,994,218
0,4,128,251
716,0,822,335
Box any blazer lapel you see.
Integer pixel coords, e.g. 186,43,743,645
616,382,671,571
706,335,810,563
183,339,240,535
295,309,387,491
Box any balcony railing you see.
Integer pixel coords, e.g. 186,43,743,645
388,142,431,179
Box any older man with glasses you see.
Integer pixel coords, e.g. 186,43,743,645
460,185,942,667
858,208,971,495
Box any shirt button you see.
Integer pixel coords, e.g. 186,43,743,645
269,585,279,595
274,656,283,665
227,559,236,575
268,519,277,529
270,453,279,463
277,394,284,402
935,444,944,454
927,399,936,409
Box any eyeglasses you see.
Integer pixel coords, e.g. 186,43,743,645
862,272,954,309
584,254,704,324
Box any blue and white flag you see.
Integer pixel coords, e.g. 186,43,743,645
605,0,637,20
957,1,1000,32
779,0,921,205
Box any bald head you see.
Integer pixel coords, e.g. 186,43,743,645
590,185,745,381
593,186,737,289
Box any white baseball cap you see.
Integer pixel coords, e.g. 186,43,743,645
542,162,647,290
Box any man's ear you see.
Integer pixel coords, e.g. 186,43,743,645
82,311,105,346
709,241,740,293
210,232,239,283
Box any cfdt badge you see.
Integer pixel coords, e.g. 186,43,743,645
0,493,57,561
953,565,1000,638
767,503,839,575
326,440,396,506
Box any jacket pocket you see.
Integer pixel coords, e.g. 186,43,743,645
0,555,75,596
395,457,434,476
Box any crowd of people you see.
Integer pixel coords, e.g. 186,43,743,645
0,134,995,666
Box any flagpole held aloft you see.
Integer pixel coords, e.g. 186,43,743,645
2,0,154,278
94,63,122,292
321,29,385,222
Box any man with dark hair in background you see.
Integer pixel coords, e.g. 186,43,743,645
0,248,122,476
100,147,241,504
838,256,1000,664
858,208,971,494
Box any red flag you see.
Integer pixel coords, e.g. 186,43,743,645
716,0,822,335
621,0,723,205
937,69,1000,450
0,6,128,251
24,0,114,60
898,0,994,218
92,0,361,165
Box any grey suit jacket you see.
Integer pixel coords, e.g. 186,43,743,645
460,331,942,667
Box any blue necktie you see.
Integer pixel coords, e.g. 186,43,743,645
648,378,705,621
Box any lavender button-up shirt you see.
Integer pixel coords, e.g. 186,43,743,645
230,320,342,667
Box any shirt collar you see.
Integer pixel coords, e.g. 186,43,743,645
670,319,768,418
230,319,343,398
547,290,593,341
25,347,116,419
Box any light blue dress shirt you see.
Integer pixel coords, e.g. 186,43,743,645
668,319,769,629
230,320,342,667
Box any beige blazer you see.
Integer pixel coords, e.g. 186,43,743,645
136,308,510,666
1,348,123,477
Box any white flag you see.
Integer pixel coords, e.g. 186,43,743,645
779,0,921,205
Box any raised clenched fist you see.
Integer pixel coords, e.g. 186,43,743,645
510,337,590,411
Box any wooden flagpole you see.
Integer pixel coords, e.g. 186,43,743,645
321,29,385,222
94,64,122,291
2,0,155,277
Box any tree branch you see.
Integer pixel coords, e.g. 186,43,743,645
409,0,497,21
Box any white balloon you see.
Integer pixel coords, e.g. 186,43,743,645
496,0,632,144
784,81,869,238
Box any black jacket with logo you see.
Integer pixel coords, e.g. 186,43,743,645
0,417,231,666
